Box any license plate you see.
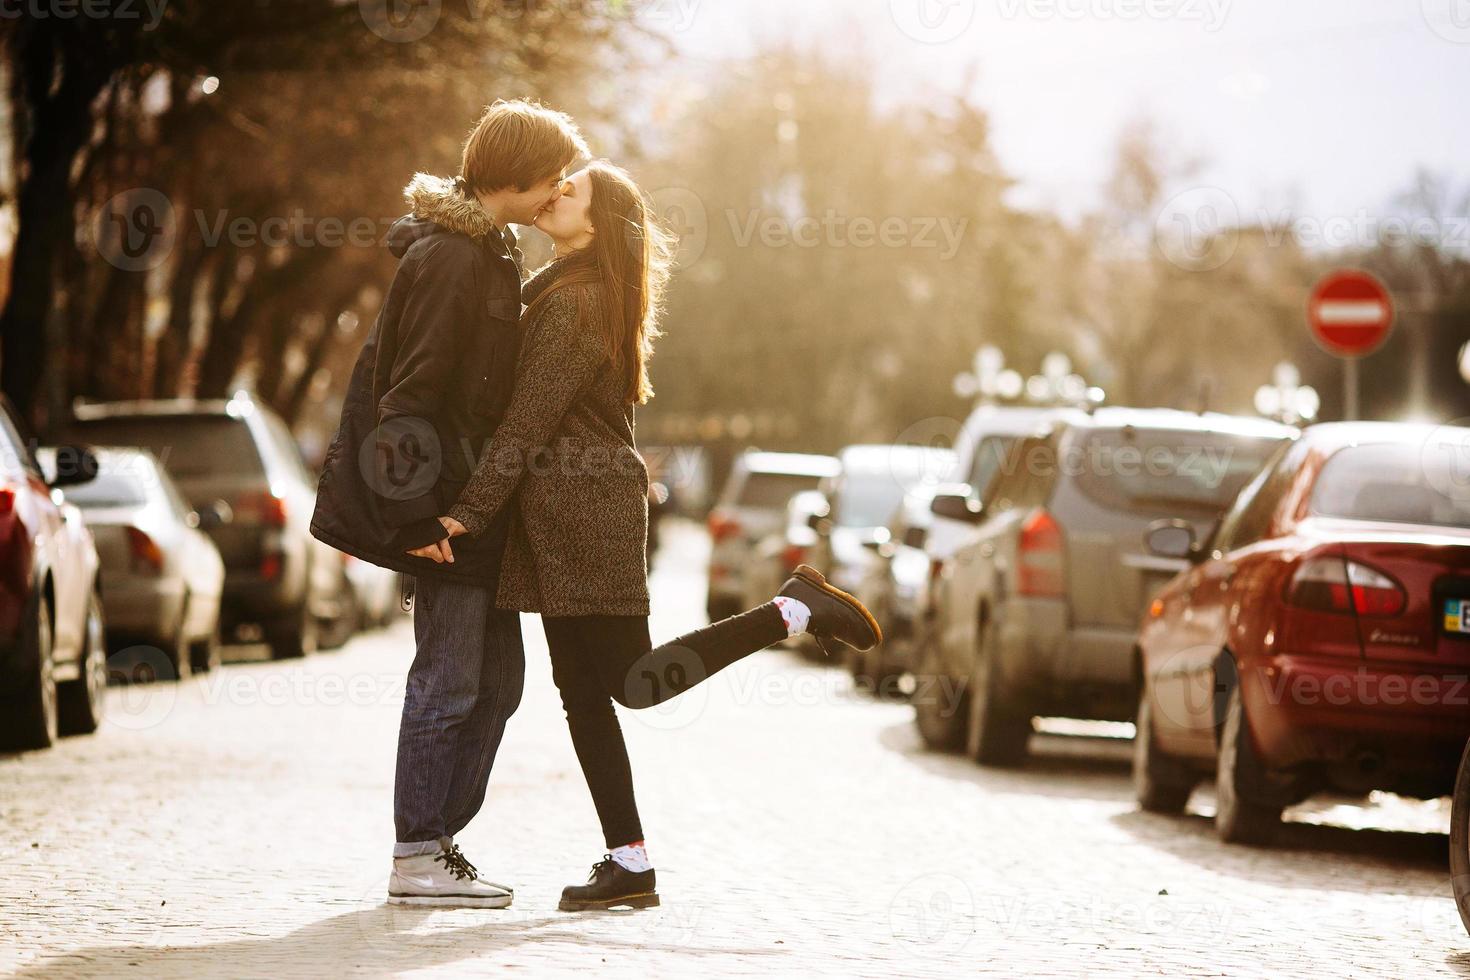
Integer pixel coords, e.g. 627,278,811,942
1444,598,1470,634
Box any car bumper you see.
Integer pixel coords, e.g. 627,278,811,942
102,579,186,642
1244,654,1470,779
997,600,1136,719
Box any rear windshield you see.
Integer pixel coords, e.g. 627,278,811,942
70,416,265,480
1071,428,1285,514
966,436,1018,495
732,471,825,510
836,467,931,528
1310,443,1470,529
63,470,150,508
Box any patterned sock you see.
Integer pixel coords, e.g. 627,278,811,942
772,596,811,636
610,840,652,873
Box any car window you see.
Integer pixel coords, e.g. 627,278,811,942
1309,441,1470,529
966,435,1018,497
984,435,1056,512
261,411,314,485
733,471,824,510
68,415,265,480
1212,439,1301,553
61,469,150,508
1071,427,1286,516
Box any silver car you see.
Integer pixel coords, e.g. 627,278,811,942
706,452,840,621
919,408,1296,765
39,447,225,676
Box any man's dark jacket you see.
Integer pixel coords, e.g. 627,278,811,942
310,174,522,587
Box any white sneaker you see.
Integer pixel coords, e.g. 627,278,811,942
388,840,513,908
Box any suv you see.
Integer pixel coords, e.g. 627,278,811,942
706,452,840,621
917,407,1295,764
66,394,348,660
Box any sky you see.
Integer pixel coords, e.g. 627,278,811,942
653,0,1470,226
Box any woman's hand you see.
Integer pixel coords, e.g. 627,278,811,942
405,517,469,563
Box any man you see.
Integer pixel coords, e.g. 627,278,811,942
310,100,587,908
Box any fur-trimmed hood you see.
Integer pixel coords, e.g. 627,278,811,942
387,173,503,259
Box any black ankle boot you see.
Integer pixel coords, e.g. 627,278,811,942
777,564,882,655
559,855,660,911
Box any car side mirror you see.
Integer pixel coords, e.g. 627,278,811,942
930,488,983,524
1144,520,1196,560
48,445,99,489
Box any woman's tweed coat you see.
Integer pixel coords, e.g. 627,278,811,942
447,256,651,617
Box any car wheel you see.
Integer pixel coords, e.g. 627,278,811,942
912,633,967,751
1,589,58,750
267,600,318,660
1215,682,1283,845
966,620,1031,767
165,594,193,681
1450,739,1470,938
59,589,108,736
1132,685,1196,814
189,621,223,674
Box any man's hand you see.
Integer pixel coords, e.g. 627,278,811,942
405,517,469,563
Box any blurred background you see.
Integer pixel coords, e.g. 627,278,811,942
4,0,1468,490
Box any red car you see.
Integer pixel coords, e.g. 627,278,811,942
0,398,108,751
1134,421,1470,843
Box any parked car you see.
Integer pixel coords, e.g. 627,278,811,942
918,407,1295,764
855,411,1074,690
65,394,351,659
344,554,403,631
706,451,840,621
1453,738,1470,937
0,400,108,751
1133,421,1470,843
37,447,225,676
742,490,831,643
852,485,944,689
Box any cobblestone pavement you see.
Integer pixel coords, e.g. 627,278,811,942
3,522,1468,978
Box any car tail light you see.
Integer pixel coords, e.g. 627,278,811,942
707,511,742,544
0,487,13,518
781,543,807,570
1286,557,1405,617
1017,508,1066,598
126,527,165,574
260,551,283,581
235,490,287,528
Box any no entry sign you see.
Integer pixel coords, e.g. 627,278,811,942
1308,270,1394,358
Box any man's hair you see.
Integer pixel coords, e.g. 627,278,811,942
460,100,588,195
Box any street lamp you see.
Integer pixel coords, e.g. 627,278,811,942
1254,361,1320,425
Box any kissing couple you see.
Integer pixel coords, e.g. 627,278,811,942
310,99,880,912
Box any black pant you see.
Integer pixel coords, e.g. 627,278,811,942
543,603,788,849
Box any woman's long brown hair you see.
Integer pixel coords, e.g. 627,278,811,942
524,161,673,405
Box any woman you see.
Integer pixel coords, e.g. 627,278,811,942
413,161,880,911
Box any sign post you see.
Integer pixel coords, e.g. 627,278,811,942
1307,270,1395,421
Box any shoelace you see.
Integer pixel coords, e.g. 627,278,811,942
586,855,617,883
434,844,480,882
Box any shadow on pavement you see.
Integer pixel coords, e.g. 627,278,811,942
876,719,1134,802
1109,807,1449,891
14,902,786,979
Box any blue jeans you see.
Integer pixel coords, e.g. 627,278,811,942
393,575,525,857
